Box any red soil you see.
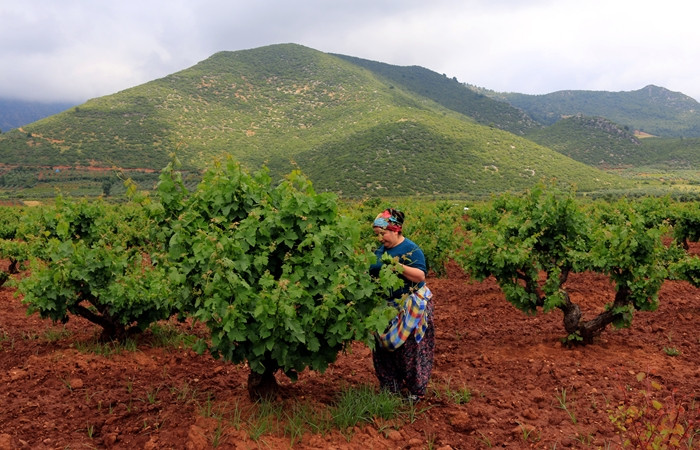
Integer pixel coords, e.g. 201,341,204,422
1,246,698,449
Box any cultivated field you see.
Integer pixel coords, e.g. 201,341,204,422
1,249,698,449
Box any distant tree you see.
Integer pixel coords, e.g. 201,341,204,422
102,179,114,197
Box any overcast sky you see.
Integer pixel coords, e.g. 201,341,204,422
3,0,700,104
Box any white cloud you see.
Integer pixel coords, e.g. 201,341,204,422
2,0,700,103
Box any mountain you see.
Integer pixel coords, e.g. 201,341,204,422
491,85,700,138
0,99,76,133
331,55,540,136
0,43,628,198
318,59,700,179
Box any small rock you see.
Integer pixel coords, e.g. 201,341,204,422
104,415,118,426
102,433,118,448
449,410,471,432
560,437,575,447
363,425,379,438
408,437,423,447
512,423,536,438
8,369,27,381
533,393,547,405
186,425,208,450
548,415,563,425
522,408,538,420
69,378,84,389
0,434,13,450
386,430,402,441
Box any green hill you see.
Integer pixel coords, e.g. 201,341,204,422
495,85,700,137
524,114,643,167
522,114,700,175
331,55,540,136
0,43,630,198
635,137,700,168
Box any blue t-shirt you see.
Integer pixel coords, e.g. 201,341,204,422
370,237,426,300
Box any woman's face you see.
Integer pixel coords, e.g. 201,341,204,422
373,226,402,248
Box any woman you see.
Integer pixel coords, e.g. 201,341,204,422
369,208,434,401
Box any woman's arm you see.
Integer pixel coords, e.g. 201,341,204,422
401,264,426,283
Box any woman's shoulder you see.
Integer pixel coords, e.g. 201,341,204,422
399,237,423,253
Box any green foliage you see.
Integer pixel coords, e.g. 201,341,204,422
668,201,700,248
663,347,681,357
343,197,463,277
635,137,700,168
609,372,698,449
0,206,31,274
401,200,463,277
526,116,700,174
554,387,577,424
586,199,671,314
331,384,405,435
151,156,401,378
17,197,173,340
0,205,23,239
431,377,472,405
458,183,590,315
669,255,700,287
457,185,681,342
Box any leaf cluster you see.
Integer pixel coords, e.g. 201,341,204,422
456,184,692,339
609,372,698,449
458,183,590,314
17,197,173,340
151,156,400,377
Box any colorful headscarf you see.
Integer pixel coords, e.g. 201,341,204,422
373,209,403,232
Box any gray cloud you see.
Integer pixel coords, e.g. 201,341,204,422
2,0,699,103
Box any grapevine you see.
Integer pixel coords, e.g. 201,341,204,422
457,184,678,344
17,197,173,341
151,157,401,398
